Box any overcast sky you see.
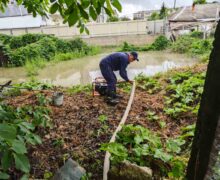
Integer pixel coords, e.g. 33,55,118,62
119,0,220,17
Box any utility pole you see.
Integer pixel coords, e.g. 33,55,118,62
174,0,176,9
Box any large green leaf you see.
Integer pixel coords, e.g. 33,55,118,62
81,0,90,8
112,0,122,12
13,153,30,173
0,124,17,141
64,0,73,7
89,5,97,20
33,134,42,144
0,172,9,179
68,10,78,26
78,4,89,19
11,139,27,154
96,2,102,15
100,142,128,158
104,7,111,16
1,150,13,171
154,149,172,162
0,108,14,121
20,122,35,130
50,3,59,14
166,139,185,154
106,0,114,14
85,27,90,35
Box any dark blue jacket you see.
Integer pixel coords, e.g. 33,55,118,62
101,52,129,81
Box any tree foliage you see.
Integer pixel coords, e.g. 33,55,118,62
107,16,119,22
159,2,168,19
0,0,122,33
194,0,207,4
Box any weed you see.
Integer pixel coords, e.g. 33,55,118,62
43,170,53,179
25,58,46,76
159,121,166,129
98,115,108,123
52,138,64,147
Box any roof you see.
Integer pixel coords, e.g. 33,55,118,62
0,4,28,18
169,3,220,22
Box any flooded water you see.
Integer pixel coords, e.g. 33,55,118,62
0,51,198,87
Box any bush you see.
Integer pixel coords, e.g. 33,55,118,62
0,34,12,44
190,31,203,39
54,39,72,53
1,34,99,67
68,38,90,52
171,35,213,57
151,35,170,50
171,36,194,54
121,42,152,52
9,37,56,66
190,39,213,55
8,34,53,49
121,36,170,52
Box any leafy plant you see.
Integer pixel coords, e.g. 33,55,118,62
67,84,92,94
164,72,205,118
52,138,64,147
98,115,108,123
135,74,161,94
159,121,166,129
0,101,51,178
43,170,53,179
101,124,187,178
100,142,128,163
117,82,132,93
190,31,203,39
146,111,159,121
36,93,51,106
15,79,53,91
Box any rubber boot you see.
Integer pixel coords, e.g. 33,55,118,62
105,90,119,105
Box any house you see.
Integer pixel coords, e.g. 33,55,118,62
168,3,220,35
0,0,47,30
133,10,159,20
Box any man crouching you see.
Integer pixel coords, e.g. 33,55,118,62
99,51,139,104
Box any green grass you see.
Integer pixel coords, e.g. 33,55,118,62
25,58,47,76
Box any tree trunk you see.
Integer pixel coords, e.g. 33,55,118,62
186,21,220,179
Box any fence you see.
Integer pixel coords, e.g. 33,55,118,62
0,20,165,45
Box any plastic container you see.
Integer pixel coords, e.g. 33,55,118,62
53,92,64,106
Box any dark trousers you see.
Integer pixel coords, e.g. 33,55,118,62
99,61,117,93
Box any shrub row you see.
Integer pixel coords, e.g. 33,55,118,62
121,31,213,62
0,34,95,67
121,35,170,52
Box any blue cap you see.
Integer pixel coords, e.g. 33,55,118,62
130,51,139,61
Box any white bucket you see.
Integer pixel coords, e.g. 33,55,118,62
53,92,64,106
